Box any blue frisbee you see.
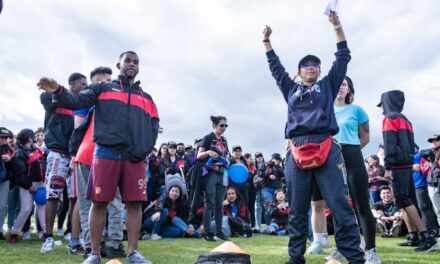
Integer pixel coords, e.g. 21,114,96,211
227,164,249,184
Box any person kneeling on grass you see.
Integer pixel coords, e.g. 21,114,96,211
371,186,403,238
142,174,199,239
219,186,252,238
261,189,289,236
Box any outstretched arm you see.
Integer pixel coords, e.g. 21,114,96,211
329,11,346,43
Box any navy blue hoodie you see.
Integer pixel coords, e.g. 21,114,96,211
266,41,351,138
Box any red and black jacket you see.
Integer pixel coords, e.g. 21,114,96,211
41,92,74,153
268,202,290,229
13,146,47,189
53,75,160,161
380,90,415,169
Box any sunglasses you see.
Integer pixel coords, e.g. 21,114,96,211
300,63,320,68
226,193,235,195
218,124,228,128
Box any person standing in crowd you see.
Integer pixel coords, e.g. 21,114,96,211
367,155,388,204
40,72,86,253
0,127,14,240
371,186,403,238
229,145,249,204
310,76,380,263
424,135,440,234
263,10,364,264
38,51,159,264
413,145,439,236
253,152,265,232
34,127,46,154
244,153,257,230
159,141,186,195
8,129,47,243
197,115,230,242
379,90,438,252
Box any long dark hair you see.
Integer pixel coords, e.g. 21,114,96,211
344,76,355,104
368,155,380,168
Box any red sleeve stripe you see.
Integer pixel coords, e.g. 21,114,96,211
382,117,413,133
55,108,74,116
98,91,159,119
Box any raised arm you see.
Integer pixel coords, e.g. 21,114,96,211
263,25,293,102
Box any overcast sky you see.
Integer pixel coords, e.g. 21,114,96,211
0,0,439,159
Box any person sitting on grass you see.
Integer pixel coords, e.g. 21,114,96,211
220,186,252,237
142,174,198,239
261,189,289,236
371,186,403,238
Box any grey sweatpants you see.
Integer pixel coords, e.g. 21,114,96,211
76,162,124,248
0,180,9,234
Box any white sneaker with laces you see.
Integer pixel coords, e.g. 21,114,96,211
325,248,347,262
56,229,64,237
150,233,162,240
41,237,55,253
64,232,71,241
365,248,381,264
126,250,152,264
307,241,324,255
22,231,31,240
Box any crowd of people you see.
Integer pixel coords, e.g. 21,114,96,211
0,10,439,264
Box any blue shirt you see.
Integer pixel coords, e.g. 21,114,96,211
94,144,123,160
334,104,369,145
74,107,92,117
413,152,427,188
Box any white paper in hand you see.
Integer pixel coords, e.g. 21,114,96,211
324,0,339,16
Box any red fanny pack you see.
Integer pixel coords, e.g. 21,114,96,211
289,137,333,169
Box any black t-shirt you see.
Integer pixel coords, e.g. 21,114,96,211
373,201,398,217
200,132,229,160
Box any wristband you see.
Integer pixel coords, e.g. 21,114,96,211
263,39,270,43
334,24,342,31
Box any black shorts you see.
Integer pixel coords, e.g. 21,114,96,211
391,168,417,209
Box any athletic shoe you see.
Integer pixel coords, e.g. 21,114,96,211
307,241,324,255
390,225,401,238
7,234,19,244
376,223,387,237
22,231,31,240
150,233,162,240
106,243,127,258
41,237,55,253
325,248,346,262
69,244,86,255
140,231,151,240
203,233,216,242
37,231,44,240
215,233,229,241
413,237,438,252
64,232,72,241
365,248,381,264
56,229,64,237
100,241,108,257
126,250,152,264
398,235,420,247
252,228,260,234
83,247,92,259
82,253,102,264
322,238,332,248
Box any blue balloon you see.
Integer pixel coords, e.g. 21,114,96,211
227,164,249,184
33,188,47,205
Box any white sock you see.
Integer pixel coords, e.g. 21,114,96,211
313,233,328,243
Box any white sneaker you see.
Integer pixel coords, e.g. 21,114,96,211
307,241,324,255
22,231,31,240
150,233,162,240
64,232,71,241
41,237,55,253
365,248,381,264
141,233,151,240
56,229,64,236
322,238,332,248
325,248,347,262
37,231,44,240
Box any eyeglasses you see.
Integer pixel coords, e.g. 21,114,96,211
218,124,228,128
300,63,320,68
226,193,235,195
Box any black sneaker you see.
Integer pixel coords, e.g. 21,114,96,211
100,241,108,257
203,233,216,242
413,237,438,252
83,247,92,259
106,243,127,258
215,233,229,241
69,244,86,255
398,235,420,247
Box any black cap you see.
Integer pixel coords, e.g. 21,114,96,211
232,145,242,151
167,141,177,148
298,55,321,69
184,145,193,150
255,152,263,157
272,153,282,161
428,135,440,143
0,127,12,137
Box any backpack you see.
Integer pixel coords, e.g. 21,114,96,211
195,252,251,264
228,217,252,238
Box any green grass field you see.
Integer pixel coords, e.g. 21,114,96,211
0,234,438,263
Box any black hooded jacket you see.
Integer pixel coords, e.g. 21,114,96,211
380,90,415,169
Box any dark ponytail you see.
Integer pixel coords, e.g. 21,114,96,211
210,115,227,126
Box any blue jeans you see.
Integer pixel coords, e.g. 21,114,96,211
143,208,168,234
210,216,231,237
7,185,20,229
160,216,200,238
261,187,276,225
369,190,380,204
261,222,287,236
254,191,263,229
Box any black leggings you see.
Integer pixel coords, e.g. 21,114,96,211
342,145,376,250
